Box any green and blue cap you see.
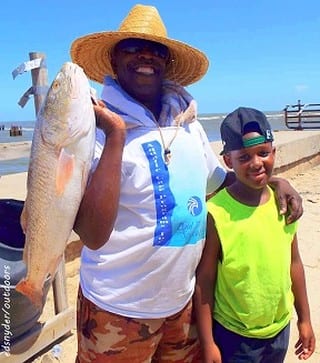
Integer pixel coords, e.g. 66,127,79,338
220,107,274,155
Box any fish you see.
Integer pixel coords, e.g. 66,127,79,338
15,62,96,307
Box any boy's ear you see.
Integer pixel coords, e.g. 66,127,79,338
223,153,233,169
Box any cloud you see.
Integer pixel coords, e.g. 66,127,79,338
295,84,308,93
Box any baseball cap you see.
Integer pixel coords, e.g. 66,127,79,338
220,107,274,154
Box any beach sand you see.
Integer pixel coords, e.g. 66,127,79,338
0,141,31,162
0,143,319,362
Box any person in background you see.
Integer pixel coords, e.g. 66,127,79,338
71,4,303,362
194,107,315,363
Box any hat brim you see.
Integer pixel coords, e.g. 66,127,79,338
70,31,209,86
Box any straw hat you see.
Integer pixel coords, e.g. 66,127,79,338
70,4,209,86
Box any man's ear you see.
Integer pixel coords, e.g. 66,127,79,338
223,153,233,169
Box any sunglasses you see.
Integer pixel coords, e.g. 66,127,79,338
114,38,169,60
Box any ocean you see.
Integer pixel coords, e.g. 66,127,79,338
0,111,288,175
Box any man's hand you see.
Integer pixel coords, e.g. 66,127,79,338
93,100,126,136
269,177,303,224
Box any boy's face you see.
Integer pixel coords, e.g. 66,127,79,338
223,132,276,190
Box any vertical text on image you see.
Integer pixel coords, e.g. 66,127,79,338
1,265,12,357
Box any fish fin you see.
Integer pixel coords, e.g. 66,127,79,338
20,202,28,234
22,245,28,264
20,204,29,263
15,279,44,308
81,163,91,194
56,148,75,195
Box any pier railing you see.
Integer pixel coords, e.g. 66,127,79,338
284,100,320,130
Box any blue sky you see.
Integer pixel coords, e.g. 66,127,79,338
2,0,319,121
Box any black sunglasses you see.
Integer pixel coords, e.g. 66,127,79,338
114,38,169,60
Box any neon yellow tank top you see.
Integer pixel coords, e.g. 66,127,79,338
207,187,297,338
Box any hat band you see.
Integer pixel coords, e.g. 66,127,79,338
243,135,267,148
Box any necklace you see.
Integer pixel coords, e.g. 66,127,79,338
156,100,197,164
157,124,180,164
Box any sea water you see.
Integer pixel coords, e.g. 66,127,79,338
0,121,35,144
0,111,288,175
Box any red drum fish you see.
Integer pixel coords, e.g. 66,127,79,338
16,62,95,307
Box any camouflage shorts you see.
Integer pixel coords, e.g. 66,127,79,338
76,287,201,362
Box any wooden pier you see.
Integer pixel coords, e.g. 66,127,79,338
284,100,320,130
9,126,22,137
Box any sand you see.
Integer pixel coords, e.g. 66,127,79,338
0,141,31,162
0,143,319,362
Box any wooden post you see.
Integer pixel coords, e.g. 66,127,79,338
52,259,69,314
297,99,302,130
29,52,48,116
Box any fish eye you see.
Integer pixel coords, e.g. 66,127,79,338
51,80,60,90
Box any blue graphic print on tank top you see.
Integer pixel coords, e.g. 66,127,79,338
142,140,205,247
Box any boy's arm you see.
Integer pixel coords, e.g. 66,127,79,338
194,214,222,362
290,235,316,360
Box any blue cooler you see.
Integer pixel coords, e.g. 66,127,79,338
0,199,50,347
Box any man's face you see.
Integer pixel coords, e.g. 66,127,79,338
111,38,169,104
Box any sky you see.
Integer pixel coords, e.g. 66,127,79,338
1,0,320,121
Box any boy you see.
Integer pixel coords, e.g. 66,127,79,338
194,107,315,362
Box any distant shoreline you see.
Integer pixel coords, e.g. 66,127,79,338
1,130,320,176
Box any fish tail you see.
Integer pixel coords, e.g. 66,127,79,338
15,279,44,308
